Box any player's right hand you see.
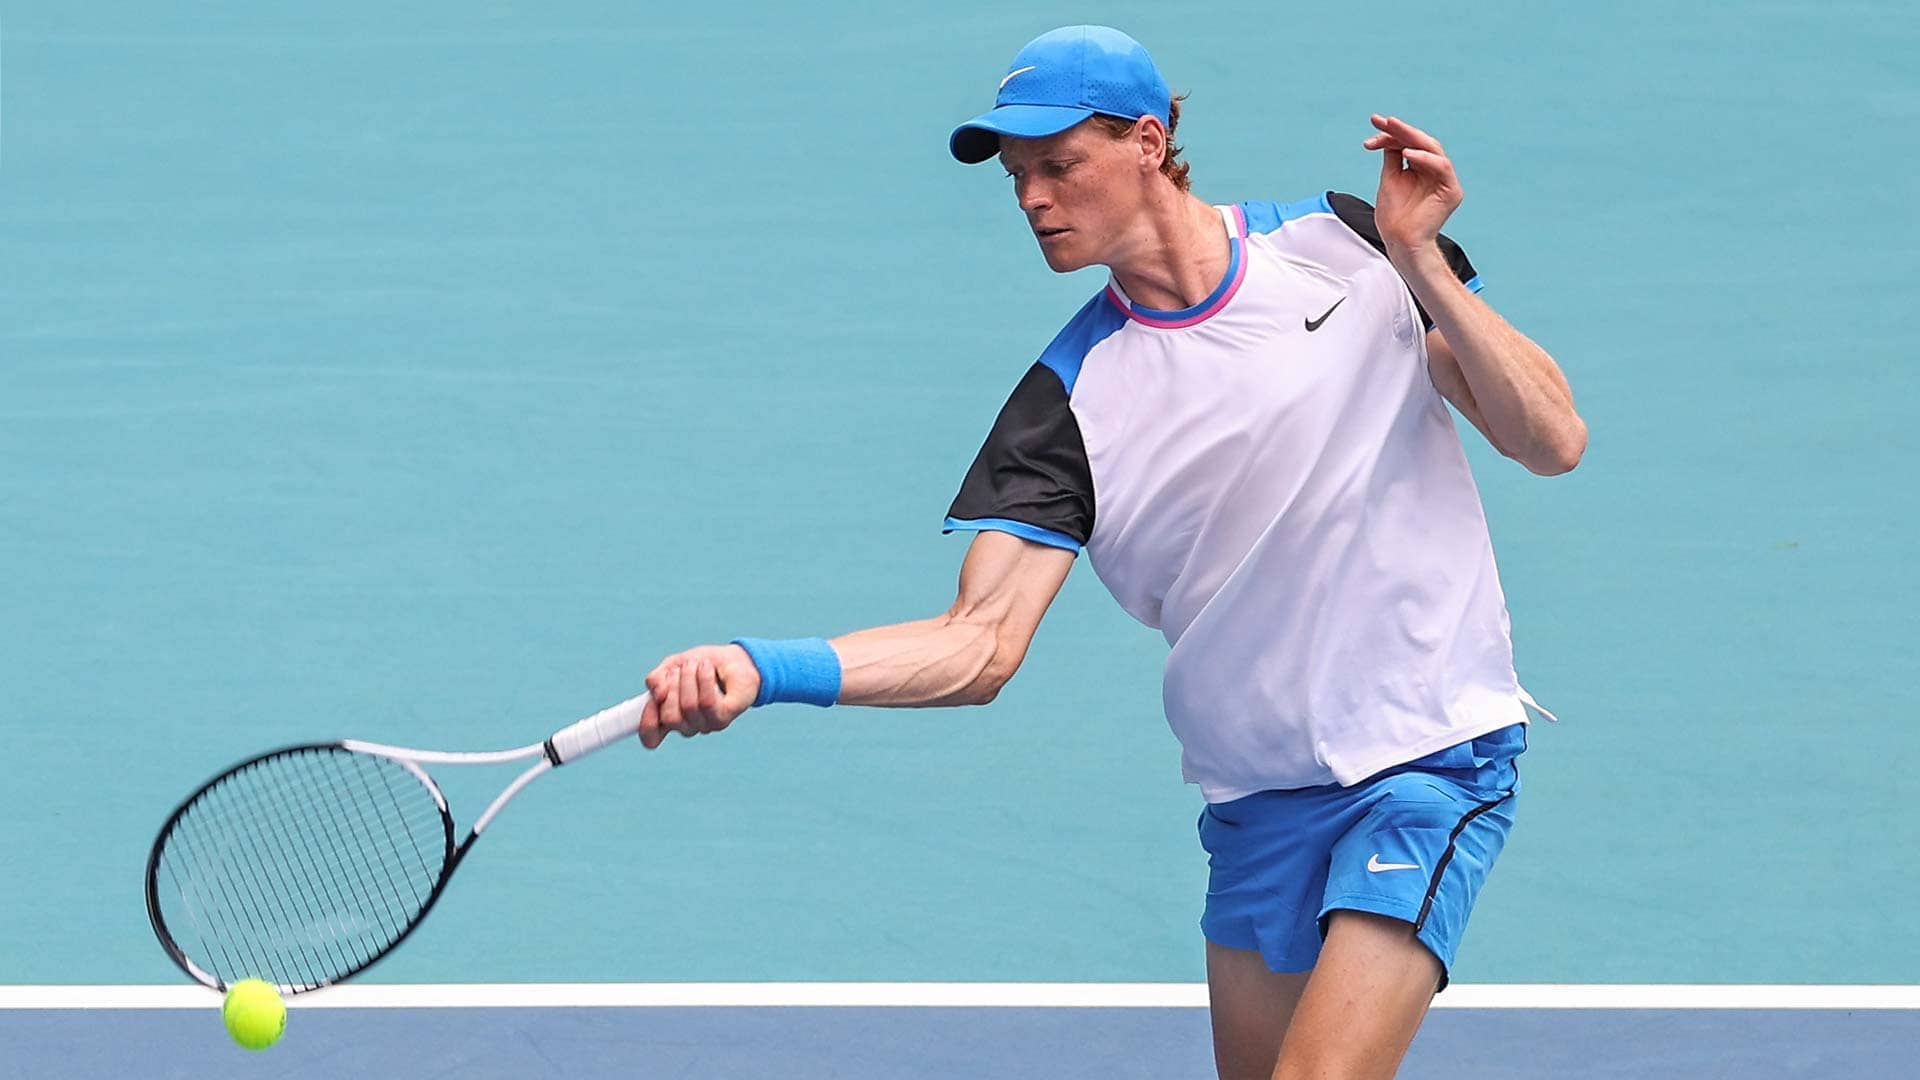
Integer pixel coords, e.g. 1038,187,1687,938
638,644,760,749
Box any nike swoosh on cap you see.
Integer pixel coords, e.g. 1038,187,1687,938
999,65,1036,89
1366,854,1421,873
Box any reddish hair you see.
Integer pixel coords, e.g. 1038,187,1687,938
1090,94,1191,192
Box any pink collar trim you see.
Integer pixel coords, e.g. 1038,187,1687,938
1104,205,1249,330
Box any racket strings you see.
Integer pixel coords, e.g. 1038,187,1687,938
151,747,451,991
208,754,406,980
272,750,447,973
247,750,444,981
165,755,368,986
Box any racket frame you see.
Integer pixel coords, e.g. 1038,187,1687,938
145,694,647,993
144,739,552,994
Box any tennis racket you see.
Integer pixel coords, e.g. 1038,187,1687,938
144,692,653,994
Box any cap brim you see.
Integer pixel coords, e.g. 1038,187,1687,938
949,103,1096,164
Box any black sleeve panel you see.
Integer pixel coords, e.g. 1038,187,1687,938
946,362,1095,547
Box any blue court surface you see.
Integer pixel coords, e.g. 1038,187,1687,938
5,986,1920,1078
3,0,1916,1076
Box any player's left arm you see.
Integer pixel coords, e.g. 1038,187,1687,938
1365,114,1588,476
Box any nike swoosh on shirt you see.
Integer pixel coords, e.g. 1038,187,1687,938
1367,854,1421,873
1304,297,1346,332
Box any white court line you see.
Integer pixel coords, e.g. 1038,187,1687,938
0,984,1917,1011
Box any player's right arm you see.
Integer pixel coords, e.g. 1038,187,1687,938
641,341,1096,749
636,530,1074,747
831,529,1074,707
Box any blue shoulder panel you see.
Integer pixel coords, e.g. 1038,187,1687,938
1238,192,1334,235
1037,292,1129,395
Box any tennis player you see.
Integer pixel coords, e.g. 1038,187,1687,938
635,25,1584,1080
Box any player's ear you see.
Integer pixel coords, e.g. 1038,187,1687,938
1136,116,1168,174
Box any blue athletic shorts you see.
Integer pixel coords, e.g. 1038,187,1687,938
1197,723,1525,988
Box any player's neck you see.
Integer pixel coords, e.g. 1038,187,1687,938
1107,191,1230,312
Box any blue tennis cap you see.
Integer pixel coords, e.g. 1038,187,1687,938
949,26,1170,165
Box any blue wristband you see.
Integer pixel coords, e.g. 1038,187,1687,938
730,637,842,708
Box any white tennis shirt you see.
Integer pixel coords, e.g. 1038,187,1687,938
946,193,1541,802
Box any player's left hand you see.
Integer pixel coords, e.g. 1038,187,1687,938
638,644,760,749
1364,114,1462,258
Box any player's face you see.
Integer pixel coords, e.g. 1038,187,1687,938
999,122,1152,273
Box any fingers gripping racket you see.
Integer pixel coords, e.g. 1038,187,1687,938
144,694,650,994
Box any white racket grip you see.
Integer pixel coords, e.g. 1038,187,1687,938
546,693,650,765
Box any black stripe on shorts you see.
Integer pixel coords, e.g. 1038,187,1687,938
1412,793,1513,932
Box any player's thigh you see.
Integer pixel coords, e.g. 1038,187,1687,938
1272,910,1440,1080
1206,940,1310,1080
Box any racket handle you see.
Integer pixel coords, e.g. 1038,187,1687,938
546,694,650,765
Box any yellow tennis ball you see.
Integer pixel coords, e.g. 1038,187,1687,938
221,979,286,1050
